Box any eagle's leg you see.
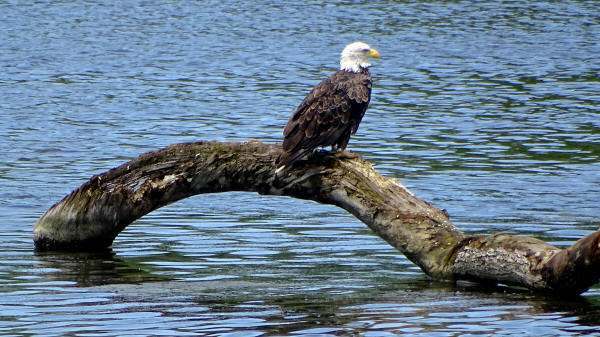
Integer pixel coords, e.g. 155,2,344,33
331,144,343,153
331,145,360,160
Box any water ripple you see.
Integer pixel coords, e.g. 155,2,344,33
1,1,600,336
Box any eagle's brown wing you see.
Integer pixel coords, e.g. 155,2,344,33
276,70,371,170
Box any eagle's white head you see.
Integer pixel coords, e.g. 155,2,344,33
340,41,380,73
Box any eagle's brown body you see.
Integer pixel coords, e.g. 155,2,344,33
275,68,372,170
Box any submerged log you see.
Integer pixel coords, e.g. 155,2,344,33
34,140,600,295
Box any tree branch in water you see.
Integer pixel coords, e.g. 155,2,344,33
33,140,600,295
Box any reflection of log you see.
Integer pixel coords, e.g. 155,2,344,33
34,140,600,295
35,250,165,286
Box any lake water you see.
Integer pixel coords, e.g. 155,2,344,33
1,1,599,336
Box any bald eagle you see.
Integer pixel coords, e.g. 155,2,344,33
275,42,380,173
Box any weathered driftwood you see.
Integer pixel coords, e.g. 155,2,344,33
34,140,600,295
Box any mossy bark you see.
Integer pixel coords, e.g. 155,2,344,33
34,140,600,295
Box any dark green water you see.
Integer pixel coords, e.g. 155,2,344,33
1,1,599,335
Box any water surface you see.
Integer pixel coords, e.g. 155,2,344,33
1,1,599,335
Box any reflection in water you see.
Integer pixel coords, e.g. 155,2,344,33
1,0,599,335
34,250,169,287
14,234,600,336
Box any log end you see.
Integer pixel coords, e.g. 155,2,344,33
542,231,600,295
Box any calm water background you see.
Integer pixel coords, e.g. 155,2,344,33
1,1,599,336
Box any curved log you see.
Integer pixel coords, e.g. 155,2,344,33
34,140,600,295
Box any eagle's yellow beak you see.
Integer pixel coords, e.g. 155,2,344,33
368,48,380,59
